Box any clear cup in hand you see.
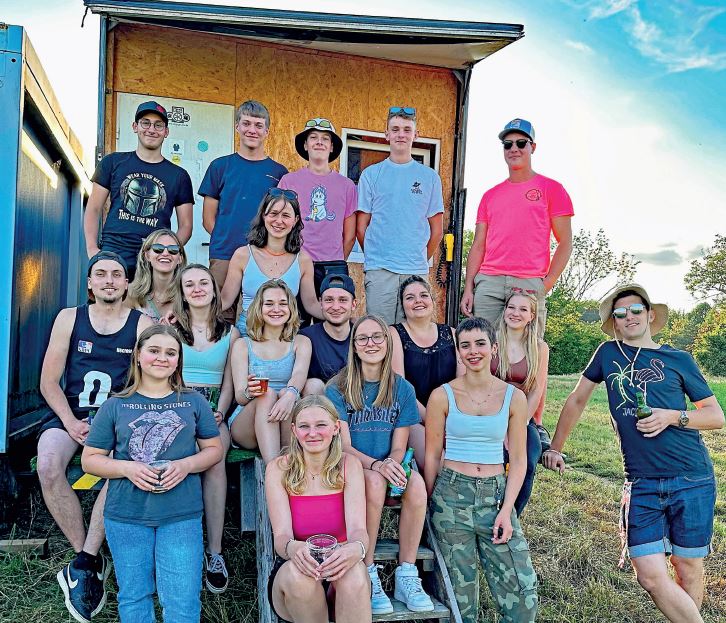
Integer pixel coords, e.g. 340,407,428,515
306,534,337,564
148,460,171,493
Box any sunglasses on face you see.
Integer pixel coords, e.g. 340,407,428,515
268,187,298,201
389,106,416,116
137,119,166,131
612,303,646,319
502,138,531,150
305,118,333,129
150,243,181,255
354,332,386,347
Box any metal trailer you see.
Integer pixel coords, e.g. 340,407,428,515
0,24,90,504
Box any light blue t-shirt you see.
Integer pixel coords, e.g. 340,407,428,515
357,158,444,273
325,375,420,460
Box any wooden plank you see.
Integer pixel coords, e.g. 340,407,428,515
372,596,449,622
373,538,434,571
239,459,257,533
67,465,104,491
0,538,48,556
255,457,278,623
424,515,463,623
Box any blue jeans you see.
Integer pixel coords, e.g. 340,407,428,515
627,473,716,559
503,419,542,516
105,517,204,623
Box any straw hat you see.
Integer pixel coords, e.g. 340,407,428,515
598,283,668,338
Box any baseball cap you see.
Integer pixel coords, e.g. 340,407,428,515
498,118,535,142
87,251,128,277
320,273,356,298
598,282,668,338
294,118,343,162
135,101,169,125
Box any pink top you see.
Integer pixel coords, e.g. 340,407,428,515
279,168,357,262
289,459,347,542
476,173,573,278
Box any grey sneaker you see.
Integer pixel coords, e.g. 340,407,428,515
394,563,434,612
368,563,393,614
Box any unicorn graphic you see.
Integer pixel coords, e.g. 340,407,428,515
307,185,335,222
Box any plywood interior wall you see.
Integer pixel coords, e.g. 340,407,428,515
106,23,459,319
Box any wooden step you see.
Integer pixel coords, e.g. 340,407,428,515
373,595,450,621
374,538,434,571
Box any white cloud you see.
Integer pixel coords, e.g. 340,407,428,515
589,0,637,19
564,39,595,54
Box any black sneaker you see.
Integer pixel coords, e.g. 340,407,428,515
57,556,109,623
205,552,229,594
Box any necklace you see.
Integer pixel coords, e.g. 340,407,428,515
467,376,495,409
309,470,323,480
192,324,207,334
263,247,287,257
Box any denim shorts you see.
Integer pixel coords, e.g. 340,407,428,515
626,473,716,559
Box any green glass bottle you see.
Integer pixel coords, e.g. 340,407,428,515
388,447,415,498
635,391,652,420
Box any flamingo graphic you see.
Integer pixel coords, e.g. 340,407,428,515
634,359,665,401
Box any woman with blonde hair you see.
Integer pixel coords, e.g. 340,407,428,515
325,315,433,616
173,263,239,593
127,229,187,322
230,279,311,463
493,289,549,516
265,395,370,623
221,188,322,335
82,324,222,622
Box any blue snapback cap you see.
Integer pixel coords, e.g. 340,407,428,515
498,118,535,141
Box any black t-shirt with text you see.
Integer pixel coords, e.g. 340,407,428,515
92,151,194,266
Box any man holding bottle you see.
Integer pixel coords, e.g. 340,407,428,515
543,283,724,623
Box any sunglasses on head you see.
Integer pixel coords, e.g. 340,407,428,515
612,303,646,319
305,118,333,129
511,287,537,295
389,106,416,116
502,138,532,150
268,187,298,201
150,243,181,256
354,332,386,347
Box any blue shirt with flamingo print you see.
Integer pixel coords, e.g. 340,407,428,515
583,341,714,479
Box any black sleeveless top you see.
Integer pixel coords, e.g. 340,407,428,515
64,304,142,418
393,322,457,404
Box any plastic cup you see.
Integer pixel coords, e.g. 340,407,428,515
148,460,171,493
306,534,337,564
256,377,270,393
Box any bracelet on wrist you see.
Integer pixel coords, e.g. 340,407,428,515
243,387,253,401
544,449,563,457
284,538,295,559
352,540,366,561
285,385,300,399
370,459,381,471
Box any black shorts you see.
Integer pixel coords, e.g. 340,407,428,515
37,412,80,439
267,556,332,622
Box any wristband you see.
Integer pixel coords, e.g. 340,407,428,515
285,385,300,399
284,538,295,560
370,459,381,471
243,387,253,401
352,540,366,561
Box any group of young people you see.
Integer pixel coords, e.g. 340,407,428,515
34,98,721,623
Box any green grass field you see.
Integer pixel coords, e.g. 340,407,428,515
1,377,724,622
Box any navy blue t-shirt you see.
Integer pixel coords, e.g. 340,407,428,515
299,322,351,383
198,154,288,261
92,152,194,267
583,341,714,479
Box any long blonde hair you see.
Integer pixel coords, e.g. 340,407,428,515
245,279,300,342
334,314,395,410
282,395,344,495
118,325,189,397
495,291,540,394
128,229,187,309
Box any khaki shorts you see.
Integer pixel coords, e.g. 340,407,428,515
364,269,428,326
473,273,547,337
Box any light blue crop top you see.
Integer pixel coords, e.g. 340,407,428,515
241,246,301,312
245,337,296,391
443,383,514,464
182,332,232,386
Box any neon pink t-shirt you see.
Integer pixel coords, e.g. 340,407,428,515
279,168,357,262
476,173,573,278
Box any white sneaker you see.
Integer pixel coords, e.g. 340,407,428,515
394,563,434,612
368,564,393,615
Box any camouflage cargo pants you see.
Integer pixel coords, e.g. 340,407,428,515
430,469,538,623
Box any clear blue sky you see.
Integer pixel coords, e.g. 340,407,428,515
4,0,725,309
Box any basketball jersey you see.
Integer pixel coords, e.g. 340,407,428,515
64,305,142,418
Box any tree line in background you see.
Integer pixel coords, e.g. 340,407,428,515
460,231,726,376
